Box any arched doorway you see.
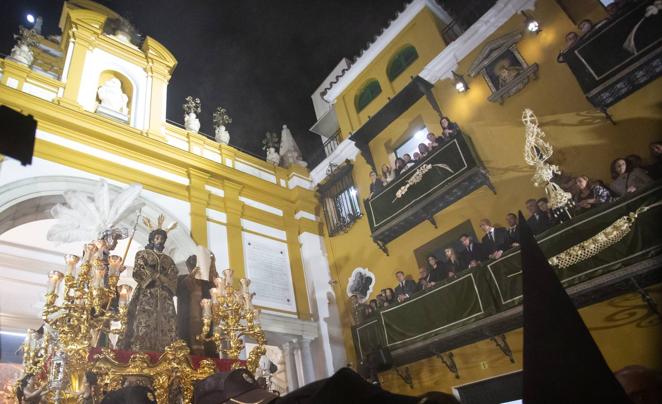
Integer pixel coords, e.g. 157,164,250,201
0,175,196,333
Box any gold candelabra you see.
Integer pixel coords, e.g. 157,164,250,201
199,269,267,373
36,238,132,401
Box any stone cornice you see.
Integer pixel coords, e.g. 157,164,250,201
0,85,317,207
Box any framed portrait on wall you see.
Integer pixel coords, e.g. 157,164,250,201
468,31,539,104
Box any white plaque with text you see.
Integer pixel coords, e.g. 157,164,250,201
242,232,297,312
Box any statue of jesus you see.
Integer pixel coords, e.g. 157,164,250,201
119,215,178,352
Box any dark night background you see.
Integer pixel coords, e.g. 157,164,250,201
0,0,410,165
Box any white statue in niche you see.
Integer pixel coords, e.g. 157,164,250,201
278,124,307,168
96,78,129,117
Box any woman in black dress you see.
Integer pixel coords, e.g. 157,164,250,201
443,247,463,277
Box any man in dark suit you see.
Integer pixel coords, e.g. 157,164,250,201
525,198,552,235
394,271,417,302
459,234,488,269
479,218,511,259
505,212,520,247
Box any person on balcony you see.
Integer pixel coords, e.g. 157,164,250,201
417,266,438,291
578,19,594,37
505,212,520,246
574,175,614,211
418,143,431,158
394,158,406,176
609,157,652,197
366,299,379,317
537,198,559,227
479,218,510,260
557,32,579,63
381,163,395,184
440,117,460,139
412,151,422,162
443,248,463,278
368,171,384,199
459,234,488,269
525,198,552,235
427,254,448,280
401,154,415,173
426,132,440,149
383,288,396,306
394,271,417,302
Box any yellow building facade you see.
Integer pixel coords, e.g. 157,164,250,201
312,0,662,396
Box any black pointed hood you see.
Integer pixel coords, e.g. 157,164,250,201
518,211,631,403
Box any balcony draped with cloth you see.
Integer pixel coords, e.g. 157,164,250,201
353,182,662,367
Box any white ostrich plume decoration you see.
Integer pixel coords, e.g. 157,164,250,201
47,180,144,244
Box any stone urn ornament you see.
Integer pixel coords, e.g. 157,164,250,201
213,106,232,145
262,131,281,165
10,26,40,66
183,96,201,133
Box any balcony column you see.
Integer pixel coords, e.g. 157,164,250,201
298,336,316,384
281,341,299,392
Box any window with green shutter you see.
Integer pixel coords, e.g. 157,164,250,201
355,79,382,112
387,45,419,81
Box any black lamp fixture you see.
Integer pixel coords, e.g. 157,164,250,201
521,10,541,33
452,70,468,93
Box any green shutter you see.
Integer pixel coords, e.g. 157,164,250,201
387,45,419,81
355,80,382,112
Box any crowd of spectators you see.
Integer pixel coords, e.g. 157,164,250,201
351,141,662,323
367,117,461,199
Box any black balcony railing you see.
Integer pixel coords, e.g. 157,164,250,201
562,2,662,108
323,130,341,157
364,134,493,249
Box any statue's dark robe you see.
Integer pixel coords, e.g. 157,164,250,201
119,249,178,352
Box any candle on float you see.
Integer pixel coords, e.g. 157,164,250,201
64,254,80,276
118,285,133,306
93,265,106,288
108,255,124,277
47,270,64,293
209,288,220,304
82,244,98,264
223,269,234,286
200,299,212,318
93,239,107,260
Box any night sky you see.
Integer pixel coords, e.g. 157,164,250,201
1,0,408,165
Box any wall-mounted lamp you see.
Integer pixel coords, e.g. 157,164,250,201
452,71,468,93
521,10,541,33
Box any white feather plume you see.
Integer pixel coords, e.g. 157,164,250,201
47,180,144,244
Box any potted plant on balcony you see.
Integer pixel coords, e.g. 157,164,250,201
183,96,201,133
213,107,232,144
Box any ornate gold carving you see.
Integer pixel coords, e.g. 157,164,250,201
199,269,267,373
90,340,215,404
